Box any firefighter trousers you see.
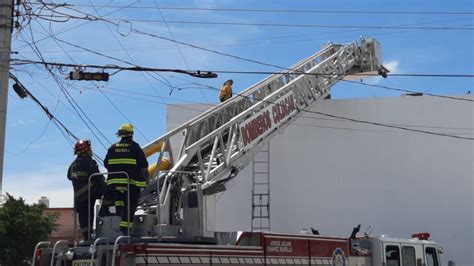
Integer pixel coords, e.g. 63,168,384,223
75,199,96,240
99,185,139,234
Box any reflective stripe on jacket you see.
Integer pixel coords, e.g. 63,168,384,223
104,138,149,189
67,155,105,202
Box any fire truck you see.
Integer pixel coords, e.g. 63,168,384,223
33,37,446,265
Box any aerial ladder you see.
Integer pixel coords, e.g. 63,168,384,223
93,36,387,243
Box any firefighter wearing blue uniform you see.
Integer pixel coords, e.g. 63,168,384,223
99,124,149,234
67,140,105,240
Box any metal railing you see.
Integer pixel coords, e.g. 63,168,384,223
111,236,131,266
31,241,50,266
50,240,68,266
88,171,131,238
89,237,109,266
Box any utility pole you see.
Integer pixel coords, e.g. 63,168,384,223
0,0,13,194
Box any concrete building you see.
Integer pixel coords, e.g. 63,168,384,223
38,196,50,208
166,95,473,265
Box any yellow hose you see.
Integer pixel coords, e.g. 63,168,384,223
144,141,163,157
147,158,171,176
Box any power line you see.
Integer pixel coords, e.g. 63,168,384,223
9,73,79,141
23,23,111,150
197,85,474,141
211,69,474,78
299,115,474,131
9,73,106,163
31,3,474,16
14,0,142,50
83,85,474,133
10,59,474,79
342,80,474,102
152,0,209,103
10,58,218,78
290,122,474,135
14,17,471,54
21,5,474,83
25,14,474,31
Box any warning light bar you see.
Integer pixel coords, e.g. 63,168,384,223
412,232,430,240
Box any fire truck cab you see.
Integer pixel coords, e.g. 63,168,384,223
351,233,443,266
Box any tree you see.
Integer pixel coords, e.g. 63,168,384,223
0,194,58,266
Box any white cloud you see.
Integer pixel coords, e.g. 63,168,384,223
3,169,73,207
10,119,38,127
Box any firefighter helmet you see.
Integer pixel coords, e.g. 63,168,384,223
74,140,91,155
223,79,233,86
117,123,134,137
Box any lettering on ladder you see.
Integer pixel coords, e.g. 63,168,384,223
240,92,296,150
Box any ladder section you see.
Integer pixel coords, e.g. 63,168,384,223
251,142,270,232
140,37,384,226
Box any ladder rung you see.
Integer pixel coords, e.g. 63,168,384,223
253,172,269,174
253,204,269,207
253,182,269,185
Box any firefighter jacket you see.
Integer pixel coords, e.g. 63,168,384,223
104,138,149,189
219,83,233,102
67,155,105,203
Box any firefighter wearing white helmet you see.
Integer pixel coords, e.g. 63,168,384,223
99,124,149,235
67,140,105,240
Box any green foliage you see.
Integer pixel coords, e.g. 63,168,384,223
0,194,58,266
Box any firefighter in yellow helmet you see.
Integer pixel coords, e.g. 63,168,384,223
219,79,233,102
99,124,148,235
67,140,105,240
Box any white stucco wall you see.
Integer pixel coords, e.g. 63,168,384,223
167,95,473,265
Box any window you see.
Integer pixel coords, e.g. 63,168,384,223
402,246,416,266
426,247,439,266
385,245,400,266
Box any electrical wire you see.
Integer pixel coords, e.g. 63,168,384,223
14,1,474,141
342,80,474,102
10,59,474,79
23,14,474,31
152,0,209,102
28,3,474,16
14,0,142,50
22,22,111,150
14,17,472,54
197,85,474,141
87,1,172,109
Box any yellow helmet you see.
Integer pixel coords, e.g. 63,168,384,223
116,123,134,137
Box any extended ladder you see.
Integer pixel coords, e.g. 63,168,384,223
140,37,385,235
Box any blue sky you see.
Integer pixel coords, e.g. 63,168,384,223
3,0,473,216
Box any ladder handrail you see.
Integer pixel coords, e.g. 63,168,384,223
141,45,337,153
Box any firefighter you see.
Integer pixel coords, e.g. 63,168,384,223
219,79,233,102
67,140,105,240
99,123,149,235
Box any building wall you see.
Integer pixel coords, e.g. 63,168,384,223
166,95,473,265
43,208,80,244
